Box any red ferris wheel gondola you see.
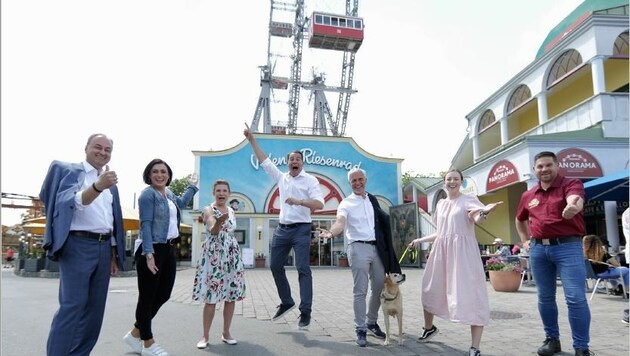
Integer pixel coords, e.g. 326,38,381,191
308,11,364,52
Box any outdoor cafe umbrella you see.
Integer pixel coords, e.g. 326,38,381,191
21,222,46,235
23,207,192,233
23,207,141,231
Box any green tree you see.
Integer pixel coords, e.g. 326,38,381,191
402,170,419,187
169,177,194,209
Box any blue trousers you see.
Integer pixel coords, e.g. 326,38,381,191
270,223,313,315
530,240,591,350
47,235,112,356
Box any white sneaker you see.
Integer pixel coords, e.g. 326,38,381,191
123,331,142,354
141,343,169,356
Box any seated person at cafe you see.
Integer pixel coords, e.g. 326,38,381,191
511,242,522,256
491,238,511,258
583,234,629,295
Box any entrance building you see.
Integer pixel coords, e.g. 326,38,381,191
188,134,402,267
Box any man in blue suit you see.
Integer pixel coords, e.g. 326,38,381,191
40,133,126,356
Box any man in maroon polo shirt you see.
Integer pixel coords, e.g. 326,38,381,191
515,151,591,356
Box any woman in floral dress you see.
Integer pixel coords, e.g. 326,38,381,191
192,180,246,349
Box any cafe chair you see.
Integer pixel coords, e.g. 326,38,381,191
519,257,533,288
584,259,627,301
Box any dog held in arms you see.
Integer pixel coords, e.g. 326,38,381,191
380,273,403,345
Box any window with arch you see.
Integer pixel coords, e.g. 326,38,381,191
506,84,532,113
546,49,582,87
613,31,629,56
478,110,496,132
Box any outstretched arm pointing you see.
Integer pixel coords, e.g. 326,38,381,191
243,123,268,162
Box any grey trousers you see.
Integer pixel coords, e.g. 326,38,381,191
348,242,385,331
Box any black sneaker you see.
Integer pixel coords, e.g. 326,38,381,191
298,313,310,330
418,325,438,342
367,323,386,339
469,347,481,356
574,349,594,356
271,303,296,321
537,337,561,356
356,330,367,347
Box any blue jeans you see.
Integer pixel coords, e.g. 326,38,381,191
597,266,630,287
270,223,313,315
530,240,591,350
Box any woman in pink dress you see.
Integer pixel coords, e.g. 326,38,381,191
408,168,502,356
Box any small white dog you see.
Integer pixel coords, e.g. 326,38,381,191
380,273,403,345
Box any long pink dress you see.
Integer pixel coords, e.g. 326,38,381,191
421,194,490,326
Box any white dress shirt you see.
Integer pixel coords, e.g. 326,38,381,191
337,192,375,243
71,161,113,234
260,158,324,224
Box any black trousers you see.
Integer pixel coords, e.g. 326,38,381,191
134,243,177,340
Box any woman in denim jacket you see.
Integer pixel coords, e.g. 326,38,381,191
123,158,198,356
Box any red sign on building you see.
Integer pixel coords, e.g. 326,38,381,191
486,160,519,193
556,148,603,178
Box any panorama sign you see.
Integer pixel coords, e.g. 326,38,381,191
486,160,519,193
556,148,603,178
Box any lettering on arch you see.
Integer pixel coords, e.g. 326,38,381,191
556,148,603,178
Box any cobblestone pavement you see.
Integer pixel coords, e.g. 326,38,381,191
2,266,629,355
173,266,629,355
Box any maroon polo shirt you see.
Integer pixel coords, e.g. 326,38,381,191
516,174,585,239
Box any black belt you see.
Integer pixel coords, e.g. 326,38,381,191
278,222,311,229
353,240,376,245
70,230,111,242
531,236,581,245
167,237,181,246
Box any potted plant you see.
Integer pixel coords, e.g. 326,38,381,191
24,247,46,272
255,253,266,268
45,258,59,272
338,252,349,267
485,257,523,292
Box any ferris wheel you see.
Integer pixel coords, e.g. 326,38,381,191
250,0,362,137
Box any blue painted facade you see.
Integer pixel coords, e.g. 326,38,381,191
194,134,402,213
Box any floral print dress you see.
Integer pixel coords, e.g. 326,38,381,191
192,205,246,304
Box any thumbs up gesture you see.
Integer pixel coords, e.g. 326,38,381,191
562,195,581,220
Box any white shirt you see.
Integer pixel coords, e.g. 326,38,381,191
166,199,179,239
261,158,324,224
337,192,375,243
71,161,114,234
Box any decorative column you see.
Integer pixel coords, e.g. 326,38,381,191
536,92,548,125
590,55,606,95
499,116,508,144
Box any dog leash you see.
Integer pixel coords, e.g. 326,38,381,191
398,246,418,264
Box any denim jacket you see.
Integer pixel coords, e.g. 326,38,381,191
138,185,198,255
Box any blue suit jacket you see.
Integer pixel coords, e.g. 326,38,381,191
39,160,126,268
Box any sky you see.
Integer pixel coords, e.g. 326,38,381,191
1,0,584,226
